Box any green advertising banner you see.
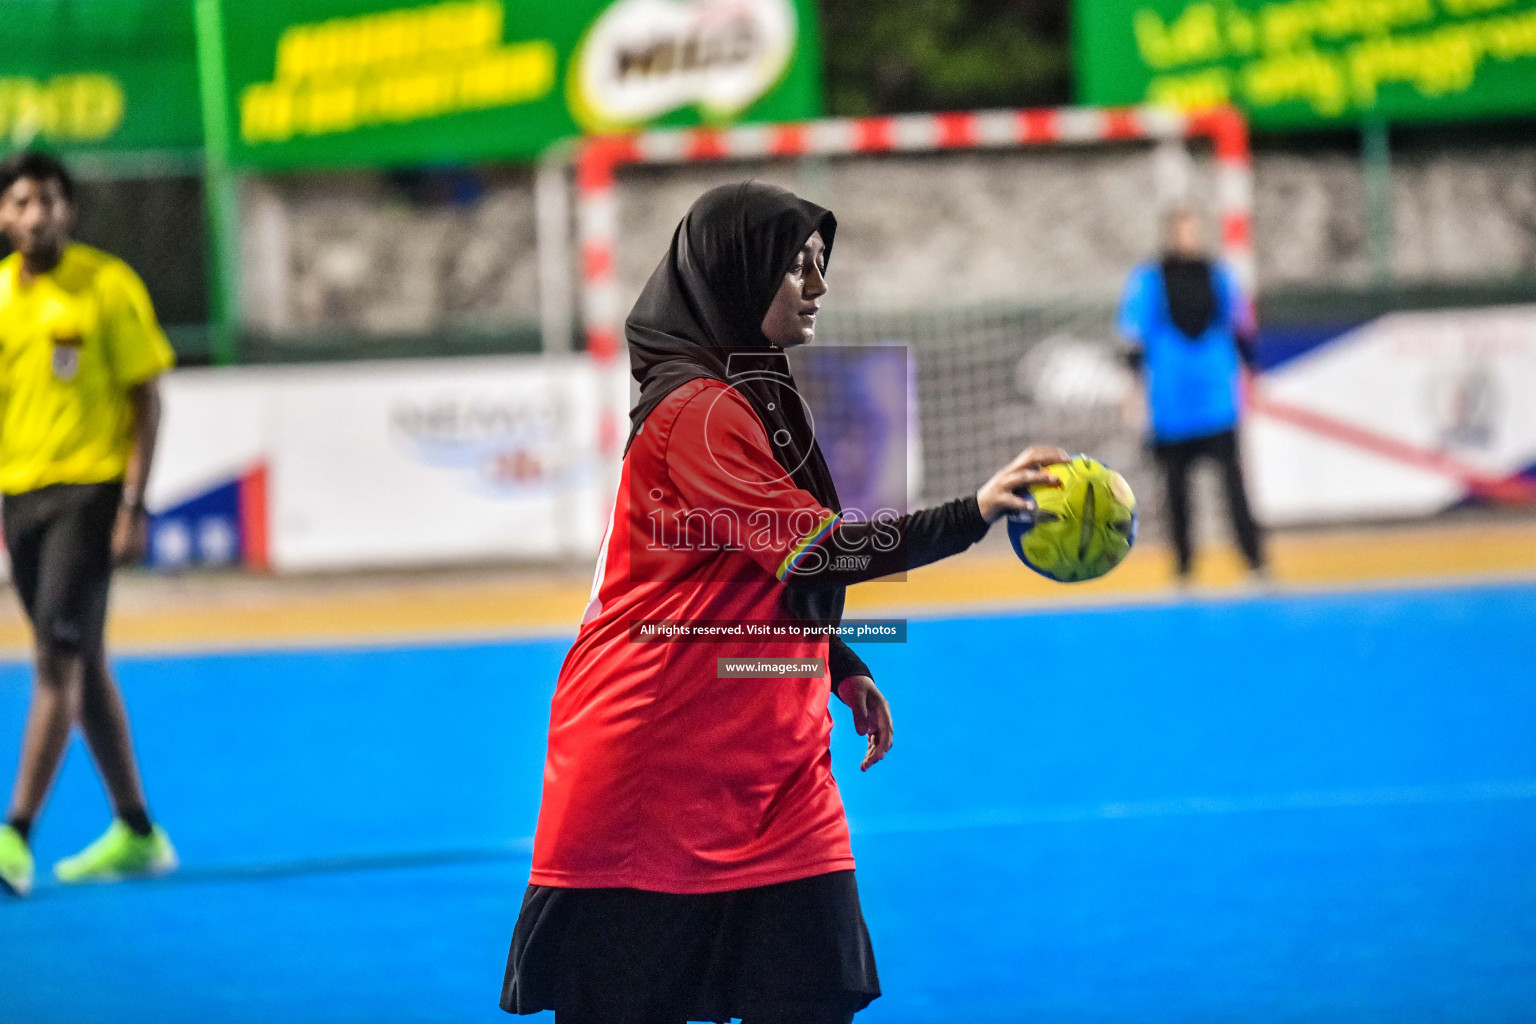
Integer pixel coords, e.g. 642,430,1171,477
1075,0,1536,127
1,0,203,153
212,0,823,169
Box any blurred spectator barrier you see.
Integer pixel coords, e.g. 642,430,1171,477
138,299,1536,575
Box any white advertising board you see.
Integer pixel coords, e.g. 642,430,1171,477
1250,306,1536,524
152,368,272,510
142,305,1536,574
151,355,616,572
267,356,609,571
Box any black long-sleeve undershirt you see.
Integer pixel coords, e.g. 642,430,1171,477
802,495,991,687
787,495,991,587
828,634,870,687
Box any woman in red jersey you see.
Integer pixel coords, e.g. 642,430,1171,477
501,182,1066,1024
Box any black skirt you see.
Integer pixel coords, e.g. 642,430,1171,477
501,870,880,1022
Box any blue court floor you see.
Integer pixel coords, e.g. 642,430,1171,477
2,581,1534,1022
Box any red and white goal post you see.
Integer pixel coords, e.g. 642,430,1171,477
571,102,1253,512
574,104,1247,353
572,105,1255,459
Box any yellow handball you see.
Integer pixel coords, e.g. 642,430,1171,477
1005,455,1138,583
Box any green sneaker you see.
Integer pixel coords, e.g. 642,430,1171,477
53,820,178,884
0,824,34,897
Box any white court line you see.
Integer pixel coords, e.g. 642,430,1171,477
848,779,1536,836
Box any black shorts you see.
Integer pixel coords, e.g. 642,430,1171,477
3,481,122,656
502,870,881,1023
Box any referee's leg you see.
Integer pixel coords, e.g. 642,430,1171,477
4,491,84,840
78,650,150,826
6,650,84,835
5,485,153,838
64,484,153,832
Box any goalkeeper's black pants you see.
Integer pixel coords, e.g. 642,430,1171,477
1152,428,1266,577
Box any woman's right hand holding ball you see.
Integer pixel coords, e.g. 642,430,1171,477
976,445,1070,523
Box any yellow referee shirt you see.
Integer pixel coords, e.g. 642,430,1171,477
0,243,175,495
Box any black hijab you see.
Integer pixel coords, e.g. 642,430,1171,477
625,181,843,624
1160,255,1217,340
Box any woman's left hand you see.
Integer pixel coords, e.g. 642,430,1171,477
835,675,894,771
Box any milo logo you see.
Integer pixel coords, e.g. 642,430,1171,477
568,0,797,131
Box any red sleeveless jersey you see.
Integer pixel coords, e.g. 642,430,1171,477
529,378,854,893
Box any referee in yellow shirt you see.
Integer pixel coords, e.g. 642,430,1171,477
0,153,177,897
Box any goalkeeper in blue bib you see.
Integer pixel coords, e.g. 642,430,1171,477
1118,208,1267,584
